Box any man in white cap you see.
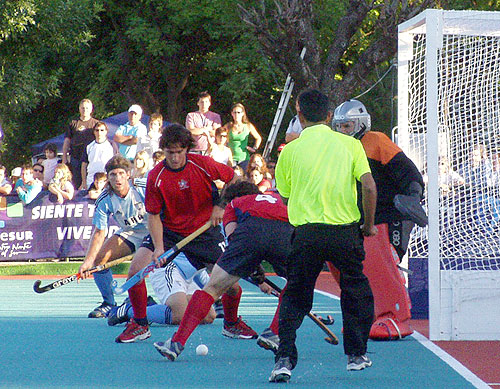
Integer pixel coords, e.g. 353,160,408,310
113,104,148,161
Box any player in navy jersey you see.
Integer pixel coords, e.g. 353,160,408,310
79,155,149,318
115,124,253,343
153,180,294,361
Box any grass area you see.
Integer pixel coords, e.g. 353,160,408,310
0,262,131,276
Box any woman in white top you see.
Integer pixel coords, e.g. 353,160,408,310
208,127,233,167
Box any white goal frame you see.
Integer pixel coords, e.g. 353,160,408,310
398,9,500,340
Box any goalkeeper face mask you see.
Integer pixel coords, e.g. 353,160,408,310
332,99,371,139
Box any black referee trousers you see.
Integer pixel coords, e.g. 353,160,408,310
276,223,374,368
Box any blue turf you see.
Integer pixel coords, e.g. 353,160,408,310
0,278,478,388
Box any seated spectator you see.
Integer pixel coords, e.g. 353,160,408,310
87,172,108,200
136,113,163,167
10,167,22,185
14,165,43,205
246,153,272,180
132,150,150,180
0,165,13,195
248,166,272,193
209,127,233,167
152,150,166,166
48,163,75,204
233,165,244,177
32,163,45,187
438,156,464,196
42,143,59,187
113,104,147,161
81,121,117,190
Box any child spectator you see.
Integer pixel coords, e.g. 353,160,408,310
81,122,116,190
233,165,244,177
246,153,272,180
248,166,272,193
14,165,43,205
0,165,13,195
152,150,166,166
42,143,59,187
48,163,75,204
10,167,22,185
32,163,45,186
209,127,233,167
87,172,108,200
132,150,150,180
136,113,163,167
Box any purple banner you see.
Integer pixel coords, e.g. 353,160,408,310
0,191,118,261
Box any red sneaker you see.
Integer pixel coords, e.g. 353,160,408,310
115,319,151,343
222,316,258,339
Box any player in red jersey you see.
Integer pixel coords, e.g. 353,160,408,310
153,180,294,361
116,124,246,343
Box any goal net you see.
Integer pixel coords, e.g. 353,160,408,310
398,10,500,340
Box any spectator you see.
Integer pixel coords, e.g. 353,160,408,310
132,150,150,180
32,163,45,186
42,143,59,187
186,91,222,155
81,122,116,190
87,172,107,200
285,100,303,143
0,165,13,195
14,165,43,205
48,163,74,204
437,156,465,196
113,104,147,161
233,165,244,177
208,127,233,167
246,153,272,180
63,99,99,188
10,167,22,186
460,144,494,190
152,150,166,166
137,113,163,167
225,103,262,170
248,166,272,193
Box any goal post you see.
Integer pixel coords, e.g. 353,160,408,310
398,9,500,340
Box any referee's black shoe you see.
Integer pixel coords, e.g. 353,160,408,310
269,357,292,383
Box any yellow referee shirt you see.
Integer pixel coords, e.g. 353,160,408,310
275,124,371,227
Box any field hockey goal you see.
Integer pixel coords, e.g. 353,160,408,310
398,9,500,340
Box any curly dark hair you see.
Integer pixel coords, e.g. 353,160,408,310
159,123,196,150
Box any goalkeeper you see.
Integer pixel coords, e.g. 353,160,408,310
332,99,426,340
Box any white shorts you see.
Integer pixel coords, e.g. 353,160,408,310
115,229,147,251
149,261,207,305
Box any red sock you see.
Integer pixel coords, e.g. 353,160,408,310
129,280,147,320
172,290,214,346
270,284,286,335
221,284,242,323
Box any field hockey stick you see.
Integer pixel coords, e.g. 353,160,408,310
259,277,339,345
112,221,212,295
33,254,133,294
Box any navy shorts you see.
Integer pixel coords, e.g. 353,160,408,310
217,217,293,279
141,225,226,270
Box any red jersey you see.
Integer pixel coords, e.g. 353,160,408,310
146,154,234,235
223,192,288,227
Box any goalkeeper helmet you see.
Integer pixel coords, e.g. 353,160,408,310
332,99,371,139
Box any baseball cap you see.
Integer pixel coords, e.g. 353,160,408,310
11,167,22,176
277,143,286,153
128,104,143,117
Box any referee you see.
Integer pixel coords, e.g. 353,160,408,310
270,89,378,383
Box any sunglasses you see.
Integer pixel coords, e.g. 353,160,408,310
34,169,43,173
94,128,107,132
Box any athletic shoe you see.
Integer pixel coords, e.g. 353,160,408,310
154,336,184,361
269,357,292,383
88,302,116,318
213,299,224,318
107,302,131,326
257,327,279,354
115,319,151,343
222,316,258,339
347,354,372,371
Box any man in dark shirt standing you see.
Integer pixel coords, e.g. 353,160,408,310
62,98,99,188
